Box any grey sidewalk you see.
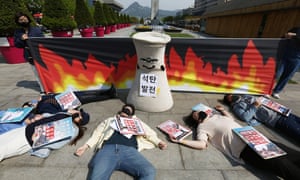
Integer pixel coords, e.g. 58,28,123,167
0,28,299,180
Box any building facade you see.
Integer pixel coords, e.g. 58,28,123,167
202,0,300,38
193,0,218,15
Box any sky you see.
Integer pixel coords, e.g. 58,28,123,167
118,0,194,11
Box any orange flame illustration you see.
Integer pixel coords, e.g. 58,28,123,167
36,45,115,92
167,40,276,94
35,40,276,94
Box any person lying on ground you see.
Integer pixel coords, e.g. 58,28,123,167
75,103,167,180
35,85,117,114
223,94,300,142
169,104,300,180
0,111,89,162
0,86,116,135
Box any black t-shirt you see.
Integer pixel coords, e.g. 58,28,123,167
103,130,138,149
287,27,300,48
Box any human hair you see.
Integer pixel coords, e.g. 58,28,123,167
14,12,32,25
183,111,199,129
223,94,232,106
122,103,135,116
69,120,87,146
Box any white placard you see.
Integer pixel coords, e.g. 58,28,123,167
139,73,158,97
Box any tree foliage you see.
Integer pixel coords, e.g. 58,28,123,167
74,0,94,29
0,0,30,36
42,0,76,31
139,17,144,24
24,0,44,14
93,1,107,27
103,4,114,25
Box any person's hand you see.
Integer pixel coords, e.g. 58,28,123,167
285,32,296,39
215,105,224,111
68,109,80,115
253,100,261,107
74,144,89,157
158,141,167,150
169,136,181,143
22,33,28,40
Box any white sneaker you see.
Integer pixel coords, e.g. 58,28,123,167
272,93,280,99
263,94,271,99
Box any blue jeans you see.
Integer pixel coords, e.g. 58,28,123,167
87,144,156,180
276,114,300,140
273,46,300,94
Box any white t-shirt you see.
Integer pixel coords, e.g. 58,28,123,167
197,114,246,163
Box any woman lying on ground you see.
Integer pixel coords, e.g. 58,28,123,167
0,111,89,162
0,86,117,135
169,104,300,180
35,85,117,114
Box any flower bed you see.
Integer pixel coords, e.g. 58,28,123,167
135,25,153,32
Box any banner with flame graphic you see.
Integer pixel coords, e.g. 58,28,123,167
28,38,284,94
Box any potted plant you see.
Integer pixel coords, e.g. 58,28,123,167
0,0,28,64
74,0,94,37
93,1,107,37
103,4,113,34
42,0,76,37
109,8,117,32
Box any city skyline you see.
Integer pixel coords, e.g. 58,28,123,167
119,0,194,10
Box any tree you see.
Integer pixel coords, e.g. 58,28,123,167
162,16,174,24
74,0,94,29
103,4,113,25
42,0,77,31
93,1,107,27
139,17,144,25
24,0,44,14
0,0,31,36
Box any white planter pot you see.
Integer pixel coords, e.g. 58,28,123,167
0,37,9,47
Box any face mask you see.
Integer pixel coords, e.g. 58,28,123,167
231,95,240,103
121,107,132,116
19,22,30,27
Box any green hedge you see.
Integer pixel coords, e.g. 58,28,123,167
74,0,94,29
93,1,107,27
42,0,76,31
0,0,30,36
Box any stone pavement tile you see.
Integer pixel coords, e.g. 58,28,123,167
1,52,300,179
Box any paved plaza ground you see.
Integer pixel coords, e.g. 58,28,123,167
0,26,299,179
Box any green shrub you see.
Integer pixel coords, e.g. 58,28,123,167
93,1,107,27
0,0,31,36
42,0,76,31
74,0,94,29
103,4,114,25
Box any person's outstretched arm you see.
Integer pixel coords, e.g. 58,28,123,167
74,144,90,157
169,137,207,150
232,99,260,122
215,105,234,119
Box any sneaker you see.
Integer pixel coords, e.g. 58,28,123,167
272,93,280,99
263,94,271,99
